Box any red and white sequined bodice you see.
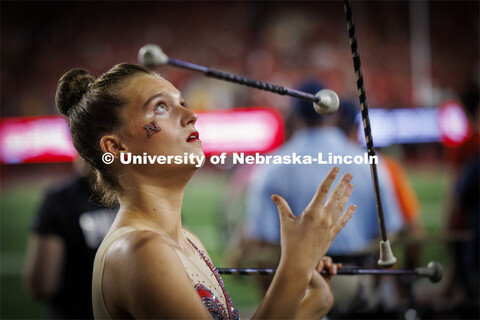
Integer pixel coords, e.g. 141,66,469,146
174,234,239,320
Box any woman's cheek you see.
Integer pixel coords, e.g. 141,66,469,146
143,120,161,139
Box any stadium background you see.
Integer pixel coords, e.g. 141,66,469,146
1,1,478,318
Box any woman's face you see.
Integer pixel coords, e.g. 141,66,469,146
116,75,204,173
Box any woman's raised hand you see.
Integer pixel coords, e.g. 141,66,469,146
271,167,356,273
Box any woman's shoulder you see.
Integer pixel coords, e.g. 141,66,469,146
102,226,212,274
102,228,195,298
106,227,177,262
100,227,214,319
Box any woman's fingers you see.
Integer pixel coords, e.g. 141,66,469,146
333,204,356,236
314,256,340,287
316,258,325,272
305,167,339,214
316,256,338,275
324,173,353,214
317,256,331,272
333,183,354,221
275,168,356,276
329,262,338,276
271,194,295,222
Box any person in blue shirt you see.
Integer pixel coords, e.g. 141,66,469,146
244,80,403,255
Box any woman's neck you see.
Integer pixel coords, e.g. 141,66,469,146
117,181,187,244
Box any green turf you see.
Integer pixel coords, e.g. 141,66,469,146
1,184,46,319
1,185,43,253
409,167,450,230
1,276,46,319
0,165,452,318
407,166,451,266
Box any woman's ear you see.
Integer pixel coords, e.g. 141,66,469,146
100,135,128,156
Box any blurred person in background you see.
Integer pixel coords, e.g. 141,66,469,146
445,82,479,317
24,159,117,319
447,82,480,173
237,79,404,316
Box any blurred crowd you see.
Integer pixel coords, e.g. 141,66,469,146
2,1,478,119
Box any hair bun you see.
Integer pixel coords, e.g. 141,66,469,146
55,68,95,117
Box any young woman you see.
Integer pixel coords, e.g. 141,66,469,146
55,63,356,319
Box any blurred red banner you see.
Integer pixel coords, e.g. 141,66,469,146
0,107,285,164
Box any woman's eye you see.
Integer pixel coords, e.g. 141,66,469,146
155,103,167,112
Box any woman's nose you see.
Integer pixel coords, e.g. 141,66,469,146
180,106,198,127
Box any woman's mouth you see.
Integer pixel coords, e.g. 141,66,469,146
186,131,200,142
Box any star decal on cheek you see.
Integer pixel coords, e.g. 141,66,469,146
144,120,161,138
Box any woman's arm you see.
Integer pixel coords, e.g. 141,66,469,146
252,167,355,319
296,257,340,319
102,230,213,319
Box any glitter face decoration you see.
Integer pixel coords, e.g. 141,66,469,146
144,120,161,138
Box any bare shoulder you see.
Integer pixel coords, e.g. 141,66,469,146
102,230,181,303
102,229,211,318
106,229,177,268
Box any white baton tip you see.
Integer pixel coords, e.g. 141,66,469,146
378,240,397,268
313,89,340,115
138,44,168,68
425,261,443,283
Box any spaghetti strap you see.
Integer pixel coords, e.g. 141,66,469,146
92,227,137,319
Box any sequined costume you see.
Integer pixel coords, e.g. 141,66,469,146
186,237,239,320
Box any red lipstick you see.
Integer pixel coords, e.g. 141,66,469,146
187,131,200,142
